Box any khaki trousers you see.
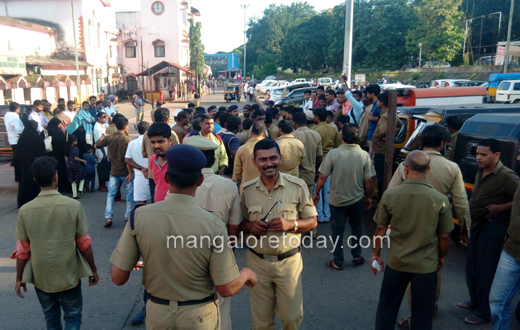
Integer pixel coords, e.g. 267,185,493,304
146,299,220,330
217,293,232,330
246,250,303,330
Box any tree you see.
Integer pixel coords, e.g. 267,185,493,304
252,53,277,79
406,0,464,62
189,20,205,92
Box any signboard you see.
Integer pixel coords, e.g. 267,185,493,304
236,73,242,80
355,74,366,86
495,46,506,65
0,54,26,75
204,55,228,73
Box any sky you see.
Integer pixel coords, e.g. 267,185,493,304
109,0,346,54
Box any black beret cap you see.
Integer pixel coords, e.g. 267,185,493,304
166,145,206,174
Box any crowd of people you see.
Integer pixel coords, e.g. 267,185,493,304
5,83,520,330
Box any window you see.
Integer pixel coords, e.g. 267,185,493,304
154,40,165,57
499,82,511,91
155,45,165,57
125,41,136,58
514,83,520,91
127,76,137,91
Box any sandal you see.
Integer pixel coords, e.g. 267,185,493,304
104,219,113,228
79,191,84,196
326,260,343,271
463,315,488,325
397,318,410,329
352,256,365,265
457,301,475,310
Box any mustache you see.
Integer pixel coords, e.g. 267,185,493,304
263,165,277,170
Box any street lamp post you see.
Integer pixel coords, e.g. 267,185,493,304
504,0,515,73
419,43,422,68
71,0,81,104
241,4,249,80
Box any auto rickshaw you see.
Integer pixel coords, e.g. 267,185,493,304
224,84,241,103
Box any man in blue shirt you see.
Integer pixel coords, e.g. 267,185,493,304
365,84,382,147
88,95,98,119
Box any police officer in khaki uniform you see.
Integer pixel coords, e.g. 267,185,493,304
240,139,318,330
276,119,305,177
110,144,257,330
186,136,242,330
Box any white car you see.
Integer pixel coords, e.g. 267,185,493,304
496,80,520,103
317,77,334,88
380,83,417,90
266,86,287,103
292,78,308,84
258,80,288,94
430,79,470,88
255,80,276,91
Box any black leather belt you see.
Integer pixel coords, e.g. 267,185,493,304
248,247,301,261
148,293,214,306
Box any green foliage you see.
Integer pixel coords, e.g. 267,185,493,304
252,53,278,79
437,73,446,79
406,0,464,62
189,20,205,80
412,72,421,80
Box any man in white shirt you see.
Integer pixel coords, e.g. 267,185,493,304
124,121,151,204
303,89,313,110
28,100,48,134
101,100,117,125
108,94,118,114
248,85,254,102
5,102,24,182
65,100,76,121
94,112,108,191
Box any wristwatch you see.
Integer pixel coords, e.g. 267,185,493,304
293,220,299,233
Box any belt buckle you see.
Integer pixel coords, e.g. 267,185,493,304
264,255,278,262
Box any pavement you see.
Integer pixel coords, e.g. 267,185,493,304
0,89,517,329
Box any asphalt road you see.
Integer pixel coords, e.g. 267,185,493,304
0,90,517,329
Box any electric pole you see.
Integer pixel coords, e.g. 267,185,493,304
342,0,354,87
504,0,515,73
71,0,81,104
241,4,249,79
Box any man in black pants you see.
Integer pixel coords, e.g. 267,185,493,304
371,150,453,330
458,139,520,325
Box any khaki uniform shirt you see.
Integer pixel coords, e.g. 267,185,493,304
357,104,373,148
469,161,520,230
236,129,250,145
308,123,317,130
106,124,117,135
195,168,242,226
374,179,454,274
15,190,91,293
172,124,186,144
232,136,263,192
389,150,471,232
505,186,520,261
445,131,458,160
276,134,305,177
142,131,180,180
319,144,375,207
268,124,280,141
110,193,240,301
293,127,323,186
372,109,402,155
241,173,318,255
96,131,132,177
313,122,337,157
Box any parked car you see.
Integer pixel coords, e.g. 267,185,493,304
453,81,486,87
255,80,277,92
496,80,520,104
258,80,289,94
430,79,470,88
266,86,287,103
488,73,520,102
422,61,451,68
292,78,308,84
317,77,334,88
477,56,494,65
276,87,317,107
